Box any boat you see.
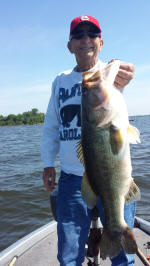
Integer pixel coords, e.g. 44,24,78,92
0,216,150,266
129,116,136,122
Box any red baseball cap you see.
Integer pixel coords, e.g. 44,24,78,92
70,15,102,37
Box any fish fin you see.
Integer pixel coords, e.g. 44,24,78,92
76,141,85,167
100,229,121,259
127,125,141,144
121,227,138,254
81,172,98,209
109,125,124,154
100,227,138,259
125,180,141,204
77,142,98,208
102,60,120,85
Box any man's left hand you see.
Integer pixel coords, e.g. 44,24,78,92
114,61,135,90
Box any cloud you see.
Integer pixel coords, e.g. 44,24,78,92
1,62,150,116
0,81,52,116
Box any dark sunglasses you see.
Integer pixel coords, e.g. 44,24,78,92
70,30,101,40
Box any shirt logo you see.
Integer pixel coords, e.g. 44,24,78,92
80,15,89,21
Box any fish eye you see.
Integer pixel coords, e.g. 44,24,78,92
82,87,87,95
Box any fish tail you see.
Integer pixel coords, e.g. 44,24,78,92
121,226,138,254
100,226,138,259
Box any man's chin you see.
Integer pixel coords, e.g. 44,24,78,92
80,52,95,60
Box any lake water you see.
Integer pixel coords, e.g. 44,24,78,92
0,116,150,251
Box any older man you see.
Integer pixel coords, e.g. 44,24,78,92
41,15,135,266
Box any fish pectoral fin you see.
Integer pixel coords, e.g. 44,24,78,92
109,125,124,154
125,180,141,204
81,172,98,209
76,140,85,167
127,125,141,144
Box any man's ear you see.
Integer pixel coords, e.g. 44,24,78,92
99,39,104,52
67,41,74,54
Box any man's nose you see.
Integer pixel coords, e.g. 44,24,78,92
81,33,91,41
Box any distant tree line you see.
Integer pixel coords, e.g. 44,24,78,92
0,108,45,126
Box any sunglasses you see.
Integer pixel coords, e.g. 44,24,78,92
70,30,101,40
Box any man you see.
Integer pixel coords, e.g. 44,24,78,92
41,15,136,266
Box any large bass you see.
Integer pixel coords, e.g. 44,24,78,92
77,60,141,259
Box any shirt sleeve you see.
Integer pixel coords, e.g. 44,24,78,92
41,77,60,168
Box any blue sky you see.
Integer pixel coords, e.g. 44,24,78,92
0,0,150,116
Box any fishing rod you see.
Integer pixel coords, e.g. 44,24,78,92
136,248,150,266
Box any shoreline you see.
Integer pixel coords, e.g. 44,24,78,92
0,123,44,127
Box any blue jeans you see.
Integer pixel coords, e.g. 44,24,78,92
57,171,136,266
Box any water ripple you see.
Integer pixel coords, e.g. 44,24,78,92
0,118,149,251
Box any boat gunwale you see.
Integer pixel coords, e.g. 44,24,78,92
0,220,57,265
0,217,150,265
135,216,150,235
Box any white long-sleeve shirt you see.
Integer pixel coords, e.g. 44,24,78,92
41,60,106,176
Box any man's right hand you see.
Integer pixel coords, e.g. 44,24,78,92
42,167,56,191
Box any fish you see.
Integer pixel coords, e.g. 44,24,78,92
77,60,141,259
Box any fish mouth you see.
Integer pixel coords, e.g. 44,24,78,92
92,104,106,110
90,89,110,110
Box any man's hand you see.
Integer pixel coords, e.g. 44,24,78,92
42,167,56,191
114,61,135,90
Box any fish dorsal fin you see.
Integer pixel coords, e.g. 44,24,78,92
103,60,120,86
77,141,98,208
81,172,98,209
125,180,141,204
127,125,141,144
76,140,85,167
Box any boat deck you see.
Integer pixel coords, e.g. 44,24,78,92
5,223,149,266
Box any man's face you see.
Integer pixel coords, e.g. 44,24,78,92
68,23,103,66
